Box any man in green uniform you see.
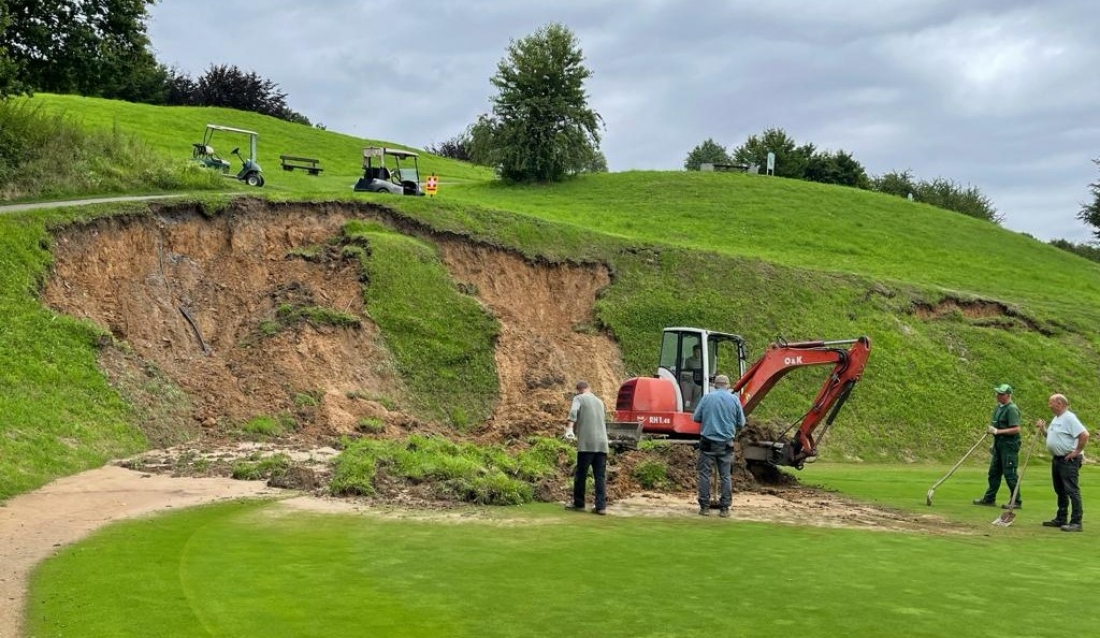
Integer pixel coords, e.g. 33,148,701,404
973,383,1023,508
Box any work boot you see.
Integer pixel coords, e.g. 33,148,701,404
1061,523,1083,532
718,508,731,518
1042,519,1067,528
972,499,995,506
591,508,607,516
563,504,585,512
1001,503,1022,510
698,507,710,516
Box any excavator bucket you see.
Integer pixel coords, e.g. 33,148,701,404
607,421,644,450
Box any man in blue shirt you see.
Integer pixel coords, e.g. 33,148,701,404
692,374,746,518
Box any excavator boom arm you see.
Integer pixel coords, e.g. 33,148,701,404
736,336,871,467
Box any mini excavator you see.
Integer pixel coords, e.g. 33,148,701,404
609,327,871,469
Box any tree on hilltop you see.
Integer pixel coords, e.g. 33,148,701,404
478,23,604,182
873,169,1001,224
1077,159,1100,240
731,128,815,178
684,139,731,171
1,0,167,102
167,64,311,125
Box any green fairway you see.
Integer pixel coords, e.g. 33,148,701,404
28,464,1100,638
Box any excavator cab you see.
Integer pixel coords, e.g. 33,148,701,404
657,328,747,411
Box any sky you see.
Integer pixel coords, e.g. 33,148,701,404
147,0,1100,242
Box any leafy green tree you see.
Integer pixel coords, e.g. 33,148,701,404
1077,159,1100,240
873,169,999,223
1049,238,1100,263
3,0,168,102
915,177,1001,224
872,169,918,198
467,115,497,167
482,23,603,182
426,132,473,162
731,128,815,178
0,3,27,99
805,149,870,189
167,64,310,124
684,138,731,170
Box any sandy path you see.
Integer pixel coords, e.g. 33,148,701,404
0,466,277,638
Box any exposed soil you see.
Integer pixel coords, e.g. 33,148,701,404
438,240,625,440
44,201,407,437
911,297,1047,333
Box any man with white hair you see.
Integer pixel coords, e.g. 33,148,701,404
1035,393,1089,532
691,374,745,518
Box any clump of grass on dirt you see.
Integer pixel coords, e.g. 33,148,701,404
330,435,571,505
355,417,385,433
231,453,293,481
292,390,322,408
276,304,361,328
342,219,499,430
240,413,297,438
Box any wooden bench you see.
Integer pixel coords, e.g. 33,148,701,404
279,155,324,175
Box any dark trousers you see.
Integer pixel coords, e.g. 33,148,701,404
1052,456,1083,524
697,438,734,509
982,441,1021,505
572,451,607,510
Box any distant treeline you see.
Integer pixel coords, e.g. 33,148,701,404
683,130,1002,225
0,0,311,125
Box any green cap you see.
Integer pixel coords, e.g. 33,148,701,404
994,384,1013,394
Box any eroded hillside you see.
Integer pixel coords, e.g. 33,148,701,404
43,199,624,441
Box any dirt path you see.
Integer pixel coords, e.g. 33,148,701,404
0,466,277,638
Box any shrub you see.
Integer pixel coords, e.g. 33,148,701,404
631,459,671,489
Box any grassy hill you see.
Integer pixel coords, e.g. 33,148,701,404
11,94,493,196
3,94,1100,500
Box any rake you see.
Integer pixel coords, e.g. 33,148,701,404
992,433,1039,527
926,431,989,506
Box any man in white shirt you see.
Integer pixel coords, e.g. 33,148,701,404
1035,393,1089,532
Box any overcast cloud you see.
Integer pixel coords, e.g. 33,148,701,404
148,0,1100,241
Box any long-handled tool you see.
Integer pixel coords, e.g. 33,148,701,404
926,431,989,506
992,433,1039,526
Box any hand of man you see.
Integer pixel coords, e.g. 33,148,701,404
564,425,576,441
987,425,998,436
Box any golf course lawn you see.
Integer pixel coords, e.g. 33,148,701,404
26,463,1100,638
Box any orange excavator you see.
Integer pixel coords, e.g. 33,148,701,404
609,327,872,469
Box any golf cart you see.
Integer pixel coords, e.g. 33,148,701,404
353,147,424,196
192,124,265,187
